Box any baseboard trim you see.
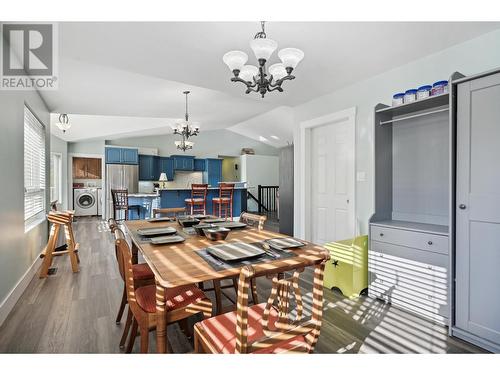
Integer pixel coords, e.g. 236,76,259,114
451,327,500,353
0,253,43,328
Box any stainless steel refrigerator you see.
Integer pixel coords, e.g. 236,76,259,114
105,164,139,220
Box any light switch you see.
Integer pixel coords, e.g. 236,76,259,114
357,171,366,182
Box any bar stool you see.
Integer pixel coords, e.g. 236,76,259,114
39,210,80,278
212,183,234,220
111,189,141,221
185,183,208,215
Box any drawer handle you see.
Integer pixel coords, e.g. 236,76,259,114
379,233,384,237
427,265,433,270
428,241,433,245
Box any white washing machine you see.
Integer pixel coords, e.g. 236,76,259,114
74,188,98,216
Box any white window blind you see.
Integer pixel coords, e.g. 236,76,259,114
24,106,46,222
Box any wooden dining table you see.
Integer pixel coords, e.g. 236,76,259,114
123,218,328,353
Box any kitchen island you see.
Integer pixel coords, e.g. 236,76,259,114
127,193,160,219
159,187,247,218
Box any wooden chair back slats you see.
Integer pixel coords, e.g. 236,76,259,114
218,183,235,199
239,212,267,231
114,228,139,314
234,256,327,354
191,184,208,200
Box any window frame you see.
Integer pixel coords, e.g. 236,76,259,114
24,104,47,232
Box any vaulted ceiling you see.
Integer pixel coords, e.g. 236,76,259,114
44,22,500,142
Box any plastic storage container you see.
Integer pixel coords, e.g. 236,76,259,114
417,85,432,100
431,80,448,96
392,93,404,106
404,89,417,104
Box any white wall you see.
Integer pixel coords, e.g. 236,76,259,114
50,134,69,210
107,129,279,157
0,89,50,325
240,155,279,212
293,29,500,238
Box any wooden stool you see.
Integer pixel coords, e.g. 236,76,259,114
39,211,80,278
185,183,208,215
212,183,234,221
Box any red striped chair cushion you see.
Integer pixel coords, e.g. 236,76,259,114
197,303,308,354
135,284,206,313
132,263,154,280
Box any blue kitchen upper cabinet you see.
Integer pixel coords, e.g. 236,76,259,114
105,148,122,164
106,147,139,164
122,148,139,164
204,158,222,187
194,158,206,171
158,157,174,181
139,154,158,180
172,155,194,171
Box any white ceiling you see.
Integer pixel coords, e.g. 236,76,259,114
44,22,500,142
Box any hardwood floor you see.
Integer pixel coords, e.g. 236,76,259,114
0,217,485,353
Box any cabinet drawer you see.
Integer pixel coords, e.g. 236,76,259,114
370,225,448,255
369,240,449,321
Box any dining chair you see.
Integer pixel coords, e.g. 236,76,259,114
114,228,212,353
108,219,155,349
193,256,328,354
212,183,234,220
185,184,208,215
111,189,141,221
238,212,268,304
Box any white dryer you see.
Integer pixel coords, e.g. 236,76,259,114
74,188,98,216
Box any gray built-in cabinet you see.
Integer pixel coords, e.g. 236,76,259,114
369,68,500,352
452,70,500,352
369,72,463,326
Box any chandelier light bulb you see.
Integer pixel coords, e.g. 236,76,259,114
278,47,304,69
249,38,278,62
268,63,287,80
239,65,259,82
223,51,248,72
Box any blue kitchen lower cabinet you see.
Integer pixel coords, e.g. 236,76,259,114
127,196,159,220
160,188,247,217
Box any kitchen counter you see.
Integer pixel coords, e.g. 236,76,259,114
158,187,249,191
128,192,160,197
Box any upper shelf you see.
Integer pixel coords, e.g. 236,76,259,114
376,93,449,118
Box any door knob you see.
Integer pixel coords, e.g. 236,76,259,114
459,204,466,210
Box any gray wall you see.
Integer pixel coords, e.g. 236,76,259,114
50,134,68,210
0,89,50,310
293,29,500,237
106,129,279,157
68,139,105,155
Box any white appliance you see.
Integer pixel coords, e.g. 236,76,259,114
74,188,99,216
105,164,139,220
97,188,103,216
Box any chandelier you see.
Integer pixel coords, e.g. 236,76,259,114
56,113,71,133
223,21,304,98
172,91,200,152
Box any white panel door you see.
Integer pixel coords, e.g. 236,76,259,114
456,73,500,347
310,119,354,244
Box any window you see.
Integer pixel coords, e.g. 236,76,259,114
24,105,46,230
50,152,62,205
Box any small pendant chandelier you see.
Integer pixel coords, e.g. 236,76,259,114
56,113,71,133
223,21,304,98
172,91,200,152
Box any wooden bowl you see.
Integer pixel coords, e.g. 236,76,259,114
193,223,216,236
178,218,201,228
203,227,230,241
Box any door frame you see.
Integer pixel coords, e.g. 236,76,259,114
68,152,105,218
298,107,356,241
